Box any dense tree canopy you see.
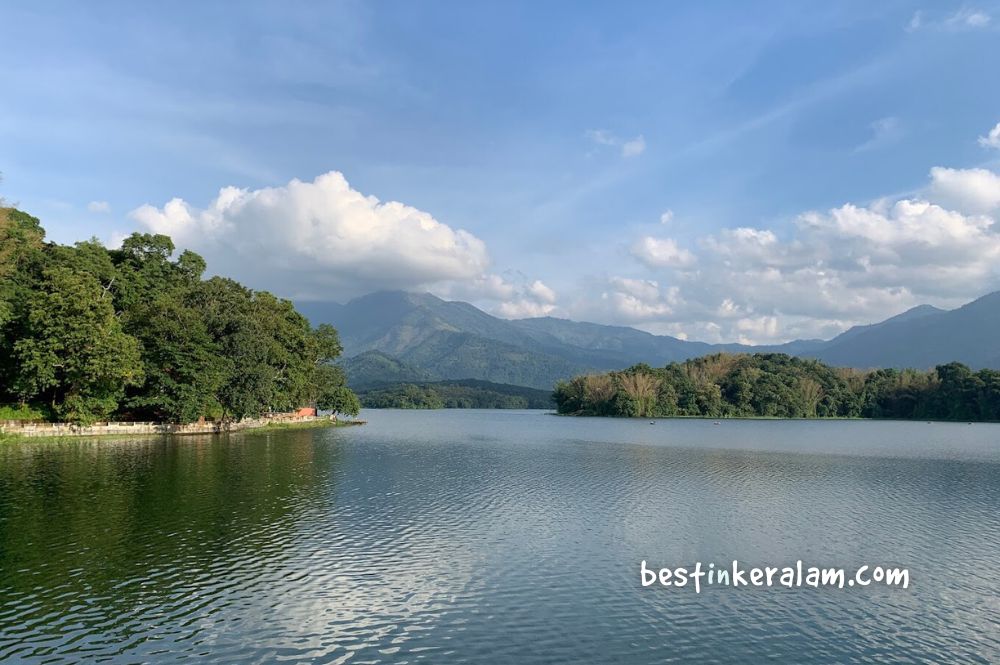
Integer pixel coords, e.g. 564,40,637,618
0,208,358,424
357,379,553,409
555,353,1000,422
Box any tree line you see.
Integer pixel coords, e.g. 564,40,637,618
0,207,359,424
554,352,1000,421
357,379,554,409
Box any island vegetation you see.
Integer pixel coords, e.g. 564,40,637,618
554,353,1000,421
0,207,360,425
357,379,553,409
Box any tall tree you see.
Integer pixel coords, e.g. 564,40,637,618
13,266,143,423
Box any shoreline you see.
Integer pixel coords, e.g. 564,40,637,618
551,412,998,424
0,415,366,442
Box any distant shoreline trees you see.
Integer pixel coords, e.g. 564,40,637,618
357,380,554,409
0,207,359,424
554,353,1000,422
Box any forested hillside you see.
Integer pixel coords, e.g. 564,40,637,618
0,207,359,424
305,291,1000,394
555,353,1000,421
358,379,553,409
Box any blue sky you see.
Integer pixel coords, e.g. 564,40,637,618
2,1,1000,342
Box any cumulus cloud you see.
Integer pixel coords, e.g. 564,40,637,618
527,279,557,304
979,122,1000,149
130,171,490,299
590,163,1000,343
88,200,111,213
586,129,646,158
495,278,559,318
447,273,518,301
567,277,681,325
659,209,674,225
929,166,1000,212
605,277,680,319
436,272,558,319
631,236,697,268
495,299,556,318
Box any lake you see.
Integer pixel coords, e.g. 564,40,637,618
1,410,999,663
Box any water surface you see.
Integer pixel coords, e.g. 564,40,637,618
1,411,999,663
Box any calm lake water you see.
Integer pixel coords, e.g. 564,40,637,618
1,410,999,663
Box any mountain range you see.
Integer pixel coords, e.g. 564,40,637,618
295,290,1000,390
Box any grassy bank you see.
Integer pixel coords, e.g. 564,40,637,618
255,419,366,432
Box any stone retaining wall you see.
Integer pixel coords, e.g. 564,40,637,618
0,415,332,438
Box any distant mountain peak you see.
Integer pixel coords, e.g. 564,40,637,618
345,289,439,307
891,303,946,321
300,289,1000,387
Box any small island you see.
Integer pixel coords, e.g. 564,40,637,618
554,353,1000,421
0,207,360,434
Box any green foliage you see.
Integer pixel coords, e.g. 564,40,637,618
338,350,435,389
0,208,46,390
314,364,360,416
389,329,582,390
0,211,358,424
0,404,48,422
125,295,229,423
360,384,446,409
319,385,362,417
555,353,1000,422
13,265,144,423
359,379,553,409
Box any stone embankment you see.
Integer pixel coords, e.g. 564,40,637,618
0,414,353,438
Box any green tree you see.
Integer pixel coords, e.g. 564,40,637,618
13,266,143,423
318,386,361,417
125,296,230,422
0,208,45,329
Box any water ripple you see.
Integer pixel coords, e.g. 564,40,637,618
0,412,998,663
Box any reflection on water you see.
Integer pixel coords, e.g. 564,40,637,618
1,411,998,663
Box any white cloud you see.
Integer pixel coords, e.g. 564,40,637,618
929,166,1000,212
88,200,111,213
527,280,557,304
570,277,682,324
610,276,663,303
607,278,680,319
495,299,557,318
130,171,490,300
734,316,780,345
597,164,1000,343
621,135,646,158
659,209,674,225
586,129,646,158
437,272,558,318
979,122,1000,149
631,236,697,268
945,7,991,28
906,7,992,31
106,230,128,249
440,273,518,301
495,278,559,318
